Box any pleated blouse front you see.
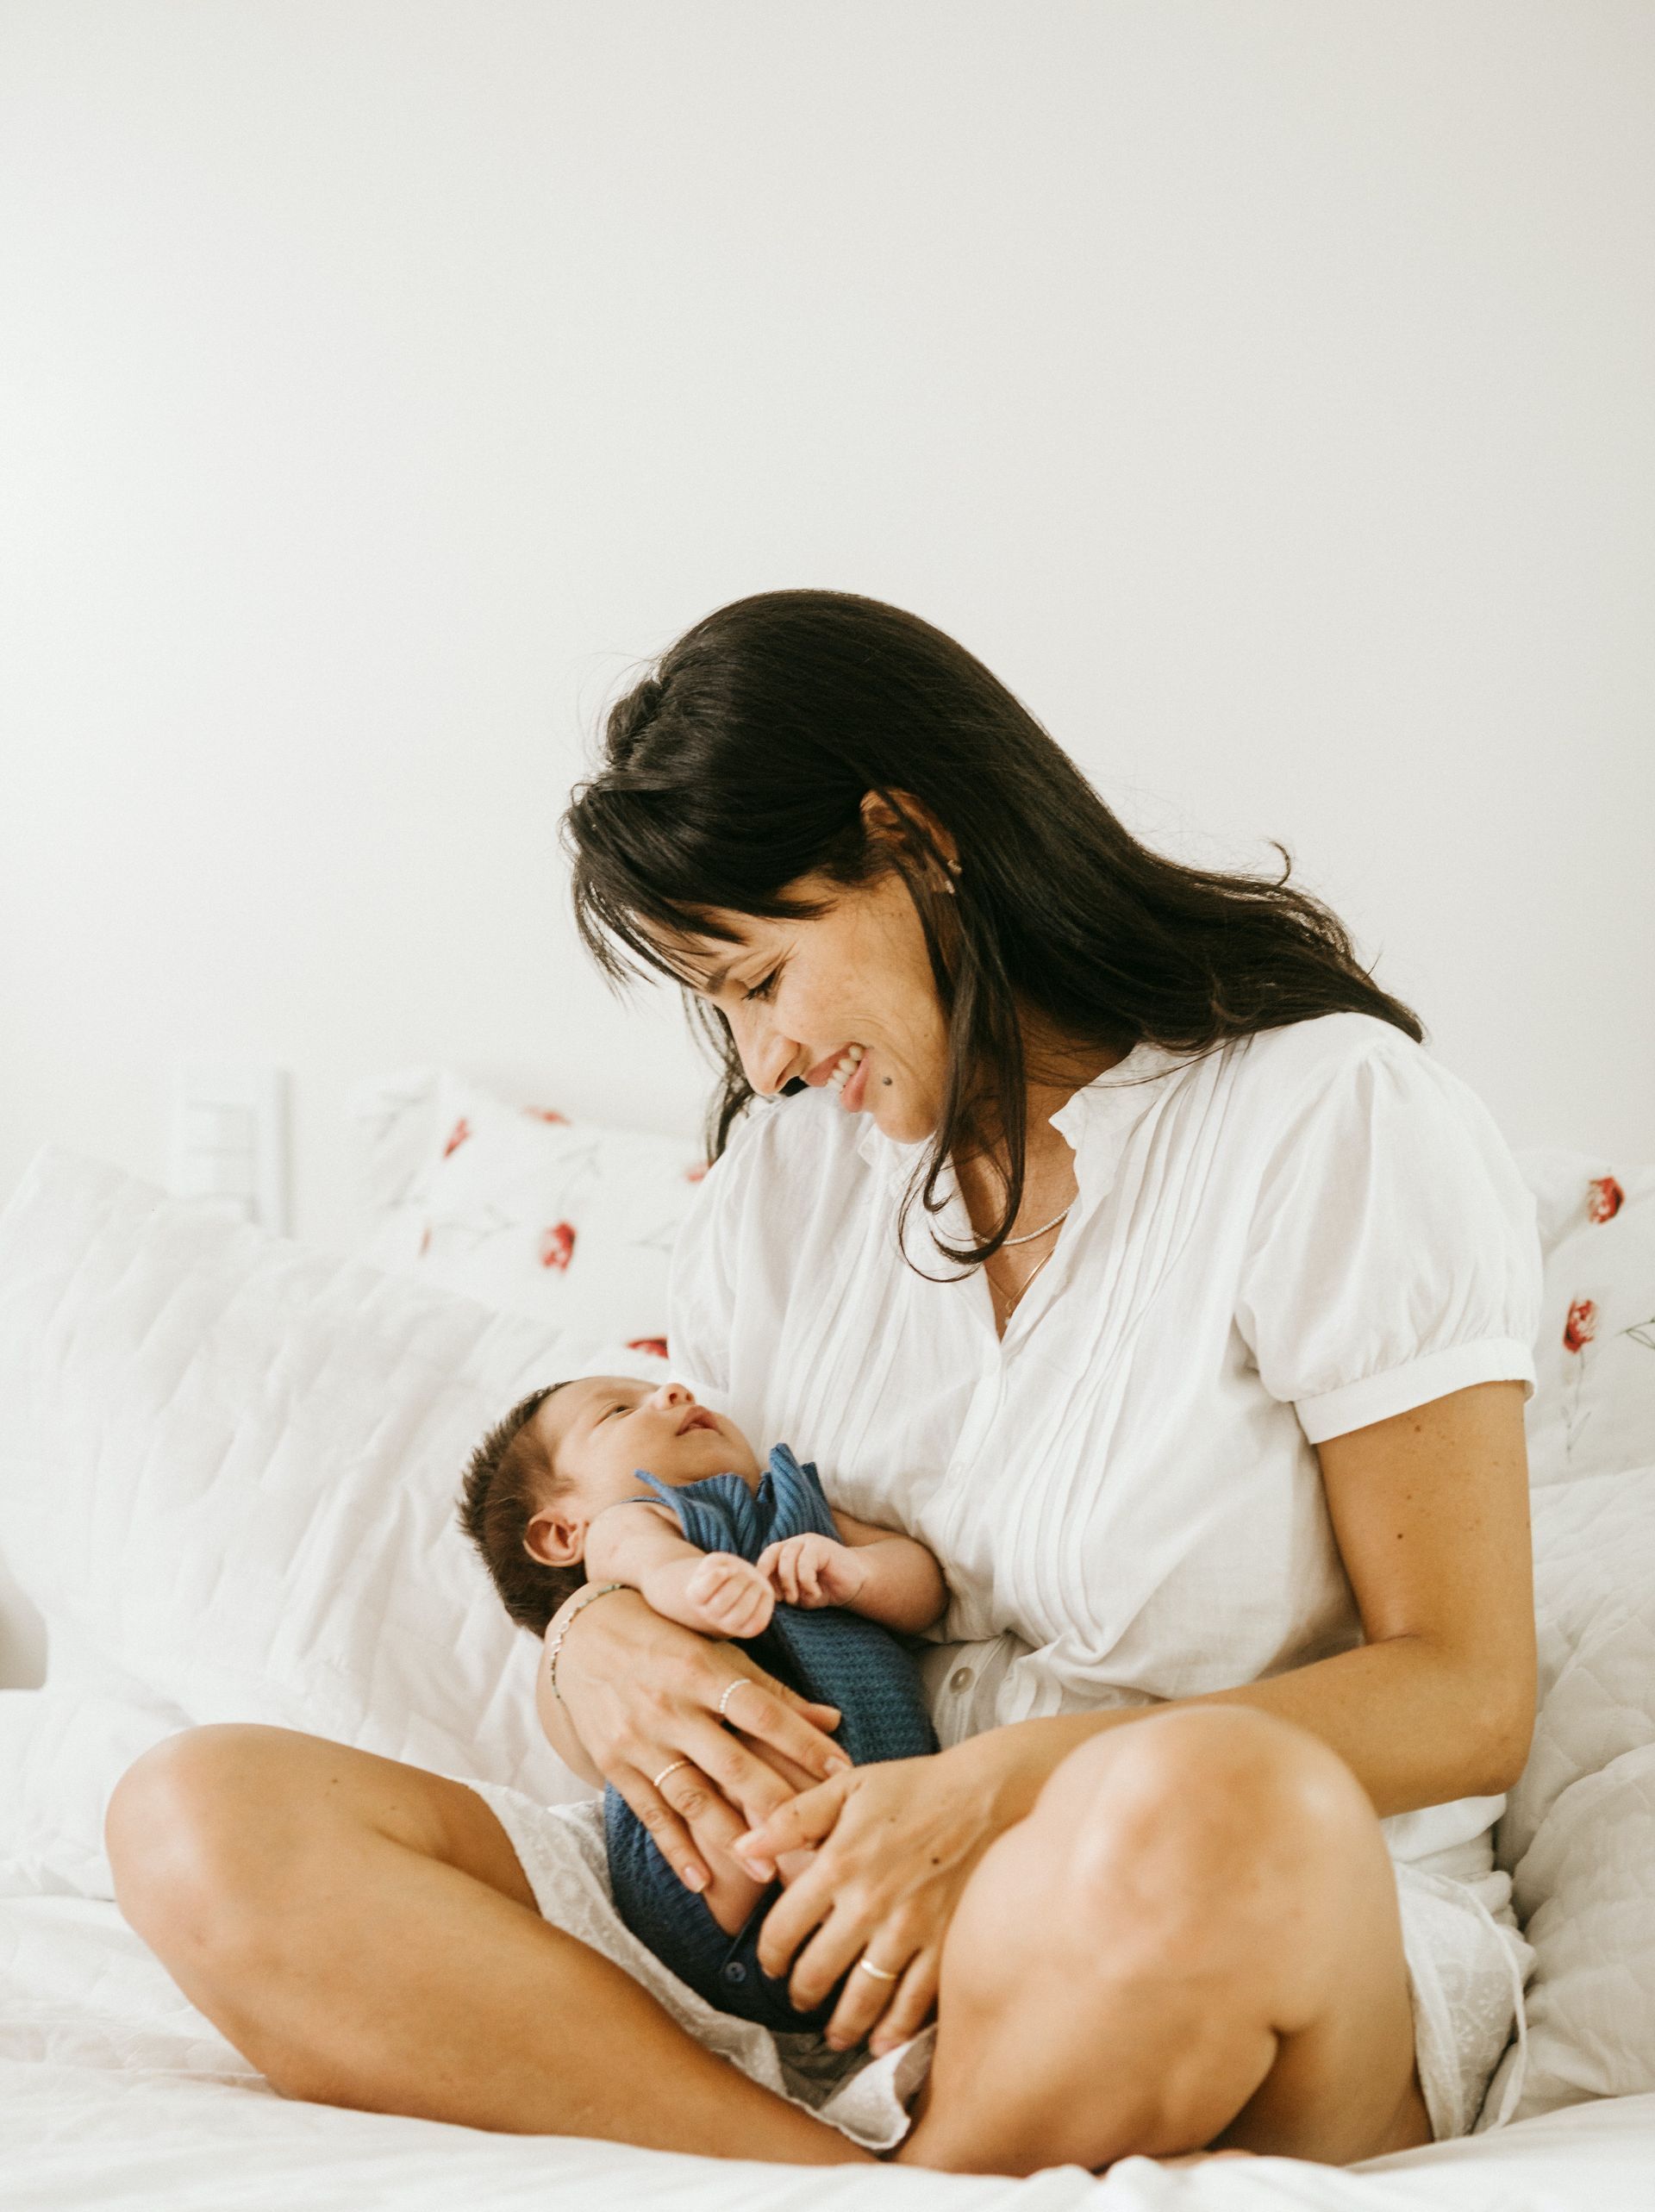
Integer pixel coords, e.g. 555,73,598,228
668,1010,1542,1865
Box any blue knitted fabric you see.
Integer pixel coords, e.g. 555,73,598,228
604,1443,938,2034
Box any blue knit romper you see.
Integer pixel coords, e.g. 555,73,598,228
604,1443,939,2034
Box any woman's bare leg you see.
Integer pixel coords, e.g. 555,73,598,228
105,1725,870,2165
898,1707,1433,2175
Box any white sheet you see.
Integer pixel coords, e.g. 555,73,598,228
3,1893,1653,2212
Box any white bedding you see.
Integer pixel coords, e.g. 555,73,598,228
4,1891,1653,2211
2,1138,1653,2207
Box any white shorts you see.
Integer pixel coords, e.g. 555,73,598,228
460,1780,1533,2153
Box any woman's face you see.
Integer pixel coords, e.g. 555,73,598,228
665,862,953,1146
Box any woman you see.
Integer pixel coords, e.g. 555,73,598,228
107,589,1540,2174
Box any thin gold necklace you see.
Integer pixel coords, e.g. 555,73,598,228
992,1237,1061,1320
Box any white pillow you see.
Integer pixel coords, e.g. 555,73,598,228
1502,1744,1655,2120
1516,1147,1655,1487
0,1685,185,1897
1488,1467,1655,2120
1492,1153,1655,2121
0,1146,676,1895
345,1065,705,1354
1500,1469,1655,1870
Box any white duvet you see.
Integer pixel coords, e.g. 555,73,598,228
4,1892,1652,2212
1,1141,1653,2209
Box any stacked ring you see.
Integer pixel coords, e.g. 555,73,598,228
853,1957,901,1982
652,1758,691,1793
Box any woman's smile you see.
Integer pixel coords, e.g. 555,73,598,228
833,1047,871,1112
805,1042,870,1109
802,1044,860,1088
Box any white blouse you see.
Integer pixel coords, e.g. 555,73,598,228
668,1011,1542,1866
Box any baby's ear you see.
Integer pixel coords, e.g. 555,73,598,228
524,1505,583,1569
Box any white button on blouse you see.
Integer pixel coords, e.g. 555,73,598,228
668,1010,1542,1865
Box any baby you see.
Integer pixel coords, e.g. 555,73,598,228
458,1374,947,2032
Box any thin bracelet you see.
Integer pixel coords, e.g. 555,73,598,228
545,1583,629,1703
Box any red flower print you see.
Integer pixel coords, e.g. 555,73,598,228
1563,1298,1597,1353
540,1222,577,1272
525,1107,569,1125
627,1337,669,1359
442,1118,471,1159
684,1164,708,1184
1587,1176,1625,1224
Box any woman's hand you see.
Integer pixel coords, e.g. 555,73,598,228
734,1730,1041,2055
543,1588,850,1897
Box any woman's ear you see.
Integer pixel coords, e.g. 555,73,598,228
524,1504,584,1570
859,789,959,875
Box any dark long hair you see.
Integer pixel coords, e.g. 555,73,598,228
561,588,1422,1272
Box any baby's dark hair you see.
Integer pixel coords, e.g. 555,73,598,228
457,1383,585,1636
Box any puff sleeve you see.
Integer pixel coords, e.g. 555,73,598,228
1235,1035,1542,1444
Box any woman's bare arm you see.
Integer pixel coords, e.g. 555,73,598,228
975,1376,1537,1819
1238,1376,1535,1804
535,1627,605,1785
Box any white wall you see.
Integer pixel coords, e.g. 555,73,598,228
2,0,1651,1253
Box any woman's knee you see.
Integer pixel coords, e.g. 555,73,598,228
107,1725,360,1961
107,1722,532,1965
1029,1708,1376,1965
108,1716,301,1928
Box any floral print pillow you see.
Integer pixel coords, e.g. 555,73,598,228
1519,1148,1655,1487
347,1066,706,1356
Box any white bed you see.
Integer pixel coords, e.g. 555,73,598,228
3,1891,1652,2211
2,1072,1652,2211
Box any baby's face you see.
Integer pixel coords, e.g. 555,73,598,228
521,1376,761,1576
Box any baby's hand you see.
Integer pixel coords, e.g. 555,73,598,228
646,1551,775,1640
757,1533,868,1609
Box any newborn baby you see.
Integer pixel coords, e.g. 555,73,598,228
458,1375,945,2032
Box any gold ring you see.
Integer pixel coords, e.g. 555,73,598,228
652,1759,691,1793
854,1957,901,1983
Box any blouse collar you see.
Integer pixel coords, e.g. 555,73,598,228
853,1039,1192,1208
